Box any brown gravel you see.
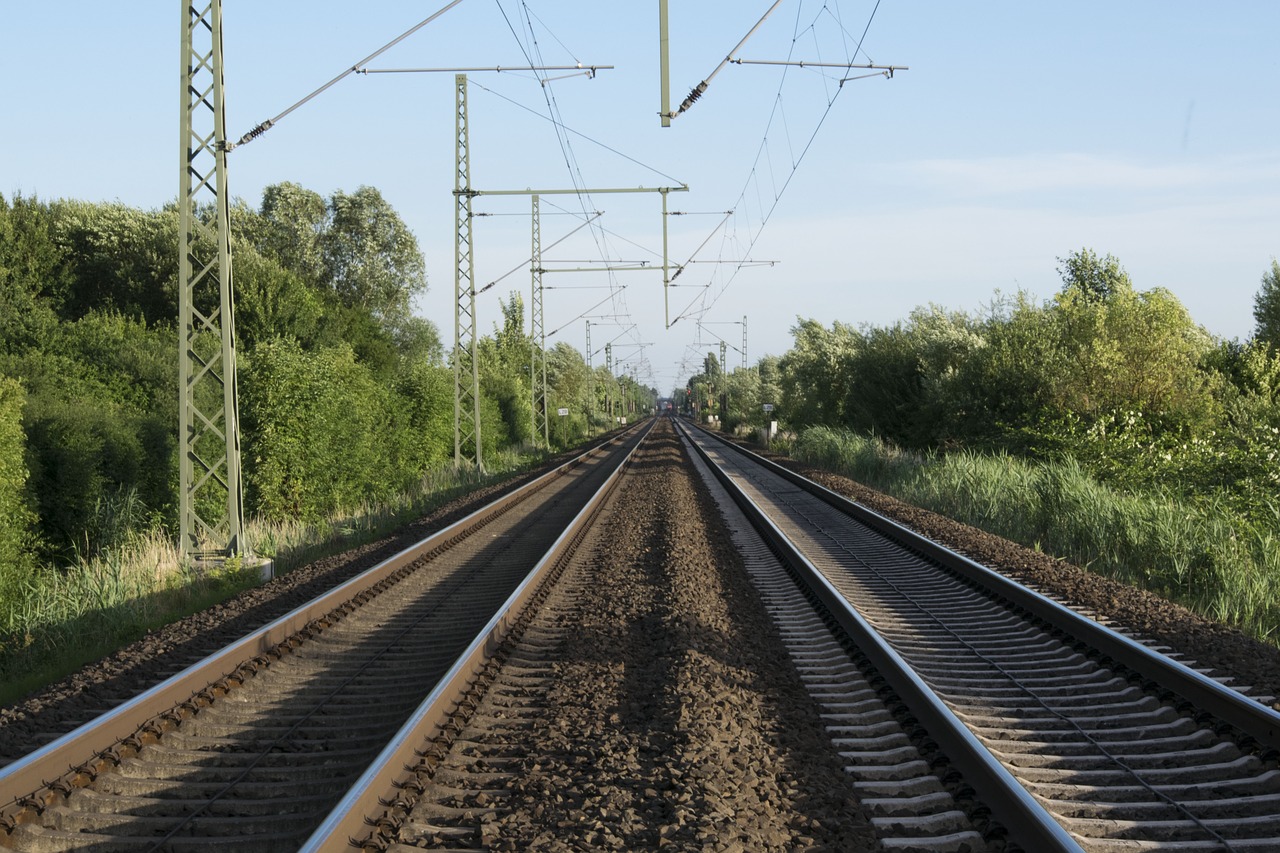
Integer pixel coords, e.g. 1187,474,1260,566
482,418,878,851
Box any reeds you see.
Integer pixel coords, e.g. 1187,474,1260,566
0,456,528,703
793,426,1280,646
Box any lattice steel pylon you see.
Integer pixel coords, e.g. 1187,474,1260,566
178,0,247,559
530,195,548,447
584,320,593,415
453,74,483,469
605,342,613,421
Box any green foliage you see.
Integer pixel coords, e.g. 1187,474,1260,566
229,243,325,347
842,322,925,444
0,193,78,318
1254,259,1280,349
393,361,455,470
0,183,571,694
1049,282,1211,420
478,293,533,449
323,186,427,322
777,319,859,426
6,312,175,560
389,315,445,368
241,338,415,522
0,376,37,604
47,200,179,325
545,342,592,449
773,249,1278,596
21,395,161,561
257,182,328,287
940,291,1061,449
1056,247,1132,303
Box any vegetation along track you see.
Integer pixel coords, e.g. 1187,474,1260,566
682,420,1280,852
0,422,650,852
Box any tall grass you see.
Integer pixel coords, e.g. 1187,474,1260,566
0,454,531,704
793,426,1280,646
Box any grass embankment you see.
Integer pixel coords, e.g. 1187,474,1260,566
0,453,528,706
792,426,1280,646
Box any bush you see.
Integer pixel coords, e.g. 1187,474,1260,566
242,338,420,521
0,376,36,605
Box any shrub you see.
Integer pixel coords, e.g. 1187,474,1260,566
241,338,416,522
0,376,36,606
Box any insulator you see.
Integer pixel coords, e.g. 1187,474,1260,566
234,119,275,149
678,81,709,114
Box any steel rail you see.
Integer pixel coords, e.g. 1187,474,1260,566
690,424,1280,752
0,425,643,822
676,419,1084,852
300,419,655,851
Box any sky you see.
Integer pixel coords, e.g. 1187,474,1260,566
3,2,1279,394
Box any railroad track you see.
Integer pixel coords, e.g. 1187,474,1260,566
680,420,1280,852
6,416,1280,852
0,422,650,852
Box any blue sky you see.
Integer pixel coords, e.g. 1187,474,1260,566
3,2,1278,392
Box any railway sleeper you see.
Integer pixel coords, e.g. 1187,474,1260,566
1025,767,1280,801
991,739,1242,771
1063,810,1280,842
1041,790,1280,819
5,824,304,853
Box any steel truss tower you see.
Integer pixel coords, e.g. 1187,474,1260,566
454,74,483,469
584,320,593,415
530,195,548,447
178,0,246,559
605,342,613,421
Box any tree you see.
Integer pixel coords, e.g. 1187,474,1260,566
756,355,783,402
1050,282,1210,420
393,361,454,471
0,194,77,319
777,318,859,426
944,291,1063,449
0,375,36,600
1253,259,1280,349
14,312,176,560
545,342,591,448
227,242,324,348
258,182,327,286
1056,248,1131,304
241,338,414,521
322,186,427,322
49,200,179,325
477,293,532,448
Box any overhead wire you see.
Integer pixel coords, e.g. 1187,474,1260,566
495,0,633,328
673,0,884,328
476,212,602,296
466,81,685,186
228,0,468,149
